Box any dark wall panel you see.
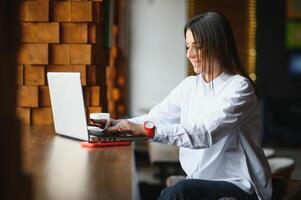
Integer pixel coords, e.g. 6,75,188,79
257,0,301,98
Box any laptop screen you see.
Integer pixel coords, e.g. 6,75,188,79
47,72,89,141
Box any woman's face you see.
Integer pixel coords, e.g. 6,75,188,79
185,29,203,74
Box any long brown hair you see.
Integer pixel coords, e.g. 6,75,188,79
184,11,256,93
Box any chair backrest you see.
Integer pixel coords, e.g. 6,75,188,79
272,177,301,200
268,157,295,179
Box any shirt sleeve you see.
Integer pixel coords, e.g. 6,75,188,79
152,78,259,149
127,77,187,125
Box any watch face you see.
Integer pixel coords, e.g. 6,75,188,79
145,121,154,129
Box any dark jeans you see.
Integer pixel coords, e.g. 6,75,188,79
157,179,259,200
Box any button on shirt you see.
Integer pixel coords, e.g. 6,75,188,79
128,72,272,200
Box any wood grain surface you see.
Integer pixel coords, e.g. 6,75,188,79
21,126,137,200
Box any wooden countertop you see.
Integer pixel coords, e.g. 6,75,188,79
21,126,138,200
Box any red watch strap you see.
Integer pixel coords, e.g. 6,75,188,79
144,122,155,139
145,128,154,139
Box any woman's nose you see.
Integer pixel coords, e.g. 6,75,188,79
186,47,196,59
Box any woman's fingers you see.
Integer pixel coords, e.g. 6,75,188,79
104,118,111,129
105,120,131,133
90,119,107,128
111,119,121,126
90,119,107,123
105,120,145,136
105,126,120,133
87,122,103,128
91,118,122,128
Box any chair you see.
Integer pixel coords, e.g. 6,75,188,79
268,157,295,179
263,147,276,158
148,142,181,184
166,176,301,200
272,177,301,200
166,157,295,188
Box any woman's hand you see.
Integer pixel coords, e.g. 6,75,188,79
89,118,121,129
105,119,146,136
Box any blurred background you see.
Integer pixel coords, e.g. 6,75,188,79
1,0,301,199
127,1,301,199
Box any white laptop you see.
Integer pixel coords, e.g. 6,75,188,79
47,72,147,142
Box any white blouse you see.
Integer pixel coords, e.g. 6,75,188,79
129,72,272,200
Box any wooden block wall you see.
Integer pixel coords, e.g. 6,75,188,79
198,0,248,70
186,0,249,75
106,24,127,119
17,0,109,125
103,0,128,119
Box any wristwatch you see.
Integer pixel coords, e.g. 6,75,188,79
143,121,155,139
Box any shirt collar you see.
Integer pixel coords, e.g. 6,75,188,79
197,72,233,94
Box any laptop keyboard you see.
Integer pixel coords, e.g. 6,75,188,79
87,126,131,138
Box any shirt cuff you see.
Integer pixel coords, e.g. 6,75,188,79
151,124,177,142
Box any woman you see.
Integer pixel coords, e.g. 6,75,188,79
106,11,272,200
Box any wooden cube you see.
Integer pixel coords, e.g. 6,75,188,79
92,45,108,66
18,44,48,64
19,2,27,21
17,86,39,107
39,86,51,107
46,65,86,85
51,1,71,22
32,107,53,125
109,56,116,68
83,86,90,106
50,44,70,64
86,65,106,85
70,44,91,64
117,76,126,87
24,65,45,86
19,0,49,22
87,65,98,85
111,47,118,58
71,2,92,22
108,101,115,116
106,65,116,80
112,25,118,37
16,65,24,85
92,2,104,24
61,23,88,43
21,22,59,43
90,86,100,106
87,107,102,115
87,65,97,85
88,24,96,44
107,89,113,101
16,107,30,125
112,88,120,101
73,65,87,85
88,23,104,45
117,104,125,116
